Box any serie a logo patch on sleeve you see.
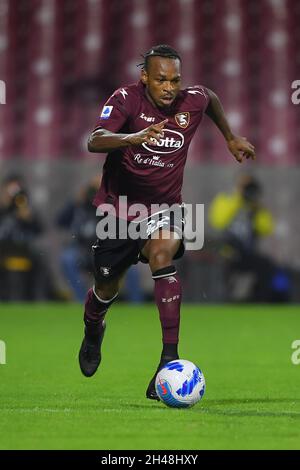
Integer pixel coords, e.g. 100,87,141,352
100,105,113,119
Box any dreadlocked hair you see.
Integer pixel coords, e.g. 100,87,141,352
137,44,181,70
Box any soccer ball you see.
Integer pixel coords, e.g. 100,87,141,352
155,359,205,408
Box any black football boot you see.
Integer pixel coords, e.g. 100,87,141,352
79,321,106,377
146,355,179,401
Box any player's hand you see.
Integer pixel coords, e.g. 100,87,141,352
127,119,168,146
227,136,256,163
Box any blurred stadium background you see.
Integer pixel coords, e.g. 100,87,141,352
1,0,300,452
0,0,300,302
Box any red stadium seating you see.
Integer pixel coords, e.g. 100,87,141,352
0,0,299,164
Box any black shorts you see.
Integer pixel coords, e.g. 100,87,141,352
93,205,185,281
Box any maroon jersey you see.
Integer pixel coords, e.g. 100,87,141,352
93,81,210,220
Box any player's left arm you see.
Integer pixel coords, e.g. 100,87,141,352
205,88,256,163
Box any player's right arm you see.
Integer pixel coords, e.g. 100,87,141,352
88,87,168,153
88,120,168,153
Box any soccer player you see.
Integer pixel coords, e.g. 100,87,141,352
79,45,255,400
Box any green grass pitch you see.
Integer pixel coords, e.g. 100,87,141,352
0,303,300,450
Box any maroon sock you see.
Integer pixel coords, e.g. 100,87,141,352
153,267,182,345
84,287,118,336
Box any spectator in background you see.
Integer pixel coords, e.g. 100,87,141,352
209,174,291,302
0,174,44,300
57,176,145,303
56,176,100,302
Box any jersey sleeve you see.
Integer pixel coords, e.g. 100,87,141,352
93,87,133,133
186,85,211,112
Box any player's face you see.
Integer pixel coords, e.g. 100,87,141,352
141,57,181,108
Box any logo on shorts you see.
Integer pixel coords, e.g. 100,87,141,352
100,267,111,277
146,215,170,236
175,112,190,129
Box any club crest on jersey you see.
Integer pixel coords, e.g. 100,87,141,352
175,112,190,129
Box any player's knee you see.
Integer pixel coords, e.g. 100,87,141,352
149,250,173,272
94,282,118,301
